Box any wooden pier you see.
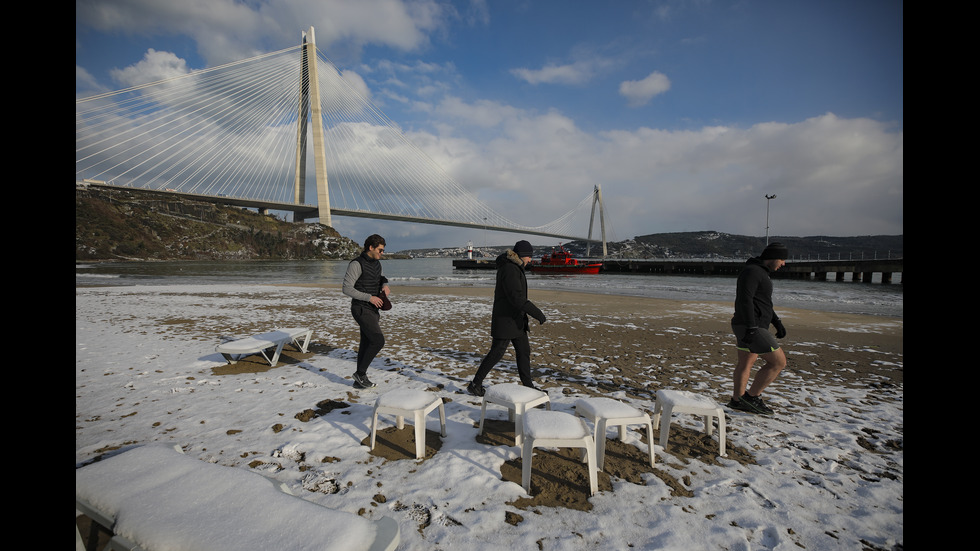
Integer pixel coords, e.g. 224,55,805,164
454,258,903,283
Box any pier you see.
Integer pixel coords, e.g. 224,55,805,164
454,258,903,284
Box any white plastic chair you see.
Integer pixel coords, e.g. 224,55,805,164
652,389,727,457
521,409,598,496
370,389,447,460
477,383,551,446
575,397,655,470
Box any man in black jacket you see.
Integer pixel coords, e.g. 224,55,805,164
342,234,390,389
729,242,789,415
467,240,546,396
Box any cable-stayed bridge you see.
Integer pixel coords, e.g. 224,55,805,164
76,27,608,254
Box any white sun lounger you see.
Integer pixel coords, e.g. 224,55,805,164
215,327,312,366
75,444,399,551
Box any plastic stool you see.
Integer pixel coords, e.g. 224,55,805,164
652,389,727,457
521,409,598,496
477,383,551,446
370,389,447,460
575,397,655,470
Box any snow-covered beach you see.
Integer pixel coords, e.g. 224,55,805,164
76,283,902,551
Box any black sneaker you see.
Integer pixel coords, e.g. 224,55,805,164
741,393,775,415
466,382,485,397
727,395,755,413
352,373,376,389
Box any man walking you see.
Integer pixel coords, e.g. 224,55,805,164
467,240,546,396
343,234,390,389
729,242,789,415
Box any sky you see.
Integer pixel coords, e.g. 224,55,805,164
76,0,904,252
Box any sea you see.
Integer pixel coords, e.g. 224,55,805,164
76,258,903,318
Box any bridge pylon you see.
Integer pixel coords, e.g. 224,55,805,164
586,185,607,258
293,26,331,226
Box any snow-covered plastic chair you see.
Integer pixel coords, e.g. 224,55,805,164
652,389,727,457
370,389,447,460
521,409,598,496
477,383,551,446
215,327,312,366
575,397,655,471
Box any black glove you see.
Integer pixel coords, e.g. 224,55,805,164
772,318,786,339
526,303,546,325
742,327,757,344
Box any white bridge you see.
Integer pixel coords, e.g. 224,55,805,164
76,27,608,255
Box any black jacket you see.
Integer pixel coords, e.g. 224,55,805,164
489,250,545,339
731,257,780,329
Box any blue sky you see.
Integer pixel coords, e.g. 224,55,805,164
76,0,903,252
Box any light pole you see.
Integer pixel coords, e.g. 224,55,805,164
765,194,776,245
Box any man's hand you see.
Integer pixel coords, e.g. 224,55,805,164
772,319,787,339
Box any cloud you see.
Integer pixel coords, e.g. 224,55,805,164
76,66,103,96
109,49,190,87
510,56,617,86
619,71,671,107
75,0,453,68
511,62,591,85
407,102,902,241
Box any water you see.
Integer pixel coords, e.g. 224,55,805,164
76,258,903,318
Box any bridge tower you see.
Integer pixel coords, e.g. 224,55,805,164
586,185,607,258
293,27,332,226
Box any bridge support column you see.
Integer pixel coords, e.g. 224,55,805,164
294,27,332,227
586,185,607,258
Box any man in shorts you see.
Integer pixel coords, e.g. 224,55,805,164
729,242,789,415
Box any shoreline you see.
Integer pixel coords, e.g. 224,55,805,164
76,282,903,392
282,283,902,390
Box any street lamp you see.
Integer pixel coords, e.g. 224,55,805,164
765,194,777,245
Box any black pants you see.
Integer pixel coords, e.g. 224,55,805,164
351,303,385,375
473,333,533,387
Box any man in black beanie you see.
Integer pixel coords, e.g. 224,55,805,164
467,240,546,396
729,242,789,414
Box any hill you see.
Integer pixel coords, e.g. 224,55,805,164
76,185,902,262
76,184,361,261
398,231,902,260
616,231,902,259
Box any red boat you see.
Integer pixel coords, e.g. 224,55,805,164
530,244,602,274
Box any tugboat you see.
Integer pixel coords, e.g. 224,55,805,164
530,244,602,274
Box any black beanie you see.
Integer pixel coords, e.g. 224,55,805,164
760,242,788,260
513,240,534,257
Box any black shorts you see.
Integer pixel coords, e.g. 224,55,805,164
731,323,780,354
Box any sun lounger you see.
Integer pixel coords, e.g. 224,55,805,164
215,327,312,366
75,444,399,551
